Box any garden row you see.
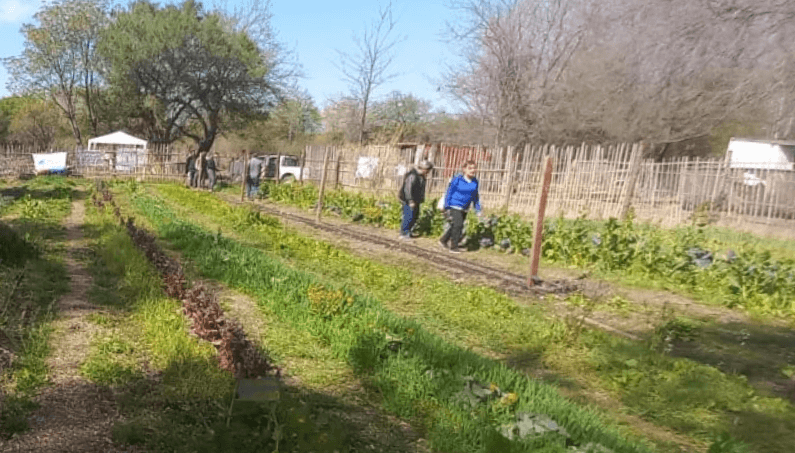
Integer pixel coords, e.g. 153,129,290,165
249,182,795,318
0,177,73,438
92,184,275,379
82,185,356,452
141,181,795,453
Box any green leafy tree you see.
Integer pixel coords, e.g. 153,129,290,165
369,91,430,143
235,92,321,154
98,0,285,152
269,94,322,143
8,100,68,151
3,0,110,146
0,96,34,143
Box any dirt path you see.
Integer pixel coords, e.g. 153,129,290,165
4,200,133,453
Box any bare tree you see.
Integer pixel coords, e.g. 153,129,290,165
581,0,790,148
336,2,402,144
445,0,593,147
445,0,795,150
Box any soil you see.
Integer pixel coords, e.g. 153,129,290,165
2,200,139,453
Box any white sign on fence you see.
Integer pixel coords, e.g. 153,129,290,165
355,156,379,179
31,152,67,174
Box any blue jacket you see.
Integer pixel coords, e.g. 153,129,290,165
444,174,481,212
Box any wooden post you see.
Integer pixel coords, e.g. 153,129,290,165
240,150,249,202
529,156,554,287
298,146,306,184
620,143,642,220
275,152,282,184
316,147,331,223
503,146,515,210
334,152,342,189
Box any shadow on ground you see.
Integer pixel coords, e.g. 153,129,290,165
670,321,795,402
111,357,422,453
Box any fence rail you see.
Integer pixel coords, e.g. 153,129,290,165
3,142,795,235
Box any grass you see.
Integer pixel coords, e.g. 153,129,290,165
81,195,233,393
124,183,666,453
140,182,795,453
0,177,74,438
79,188,356,453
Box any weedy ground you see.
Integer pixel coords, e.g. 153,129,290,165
117,181,795,453
116,180,657,452
4,176,794,453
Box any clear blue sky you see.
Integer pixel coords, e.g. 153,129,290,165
0,0,460,112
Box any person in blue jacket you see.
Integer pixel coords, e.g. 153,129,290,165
439,160,482,253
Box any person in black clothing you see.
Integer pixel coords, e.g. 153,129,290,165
194,151,206,188
205,152,217,191
247,153,264,199
185,150,197,187
398,160,434,240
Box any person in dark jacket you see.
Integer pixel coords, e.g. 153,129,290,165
246,154,263,199
194,151,206,188
439,160,482,253
399,160,434,240
186,150,197,187
205,152,217,191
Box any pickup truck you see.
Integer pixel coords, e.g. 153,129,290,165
256,154,311,183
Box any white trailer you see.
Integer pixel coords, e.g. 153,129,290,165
727,138,795,171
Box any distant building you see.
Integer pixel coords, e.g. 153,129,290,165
727,138,795,171
80,131,148,172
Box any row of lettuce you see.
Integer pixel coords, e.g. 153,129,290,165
251,182,795,318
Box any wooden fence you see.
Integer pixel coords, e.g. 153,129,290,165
3,142,795,233
301,143,795,232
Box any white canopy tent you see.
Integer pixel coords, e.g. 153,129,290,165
87,131,148,151
83,131,148,172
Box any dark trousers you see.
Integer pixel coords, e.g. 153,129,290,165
246,176,260,199
401,203,420,236
440,209,467,250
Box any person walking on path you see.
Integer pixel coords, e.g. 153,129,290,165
439,160,482,253
186,150,197,187
246,153,263,199
398,160,434,240
205,152,217,191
